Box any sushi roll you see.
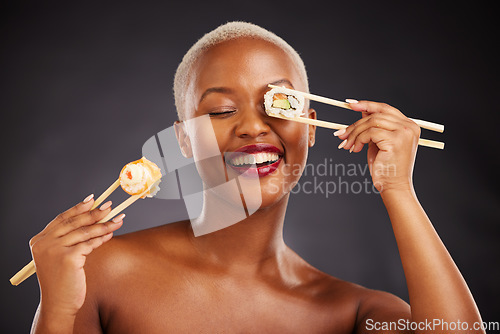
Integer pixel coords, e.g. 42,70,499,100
119,157,162,198
264,87,305,118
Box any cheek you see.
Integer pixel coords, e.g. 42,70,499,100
187,117,222,159
277,125,310,191
281,125,310,163
186,119,229,189
212,125,233,156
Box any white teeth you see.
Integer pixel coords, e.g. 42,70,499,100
230,152,280,166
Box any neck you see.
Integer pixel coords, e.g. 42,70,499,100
188,192,290,272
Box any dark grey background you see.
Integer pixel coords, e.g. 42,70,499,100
1,1,499,332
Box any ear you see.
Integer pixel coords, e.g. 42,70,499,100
174,120,193,158
307,108,317,147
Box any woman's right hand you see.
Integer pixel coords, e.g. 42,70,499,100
30,194,124,326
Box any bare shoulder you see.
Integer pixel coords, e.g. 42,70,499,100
77,222,189,307
322,277,411,333
84,220,192,280
286,252,410,333
285,248,408,308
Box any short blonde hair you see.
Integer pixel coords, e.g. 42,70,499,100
173,21,309,120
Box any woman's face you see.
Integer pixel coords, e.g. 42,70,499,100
184,37,316,209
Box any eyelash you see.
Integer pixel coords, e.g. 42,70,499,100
206,102,267,118
208,108,237,118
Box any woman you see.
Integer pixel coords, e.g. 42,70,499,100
30,22,484,333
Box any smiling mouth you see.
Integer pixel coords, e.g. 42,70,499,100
227,152,281,168
224,144,283,177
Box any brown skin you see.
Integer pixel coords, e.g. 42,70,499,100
30,38,483,333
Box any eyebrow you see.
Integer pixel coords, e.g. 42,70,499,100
199,87,234,104
268,78,294,88
198,78,295,104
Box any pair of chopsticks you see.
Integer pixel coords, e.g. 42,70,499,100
9,178,160,286
268,84,445,150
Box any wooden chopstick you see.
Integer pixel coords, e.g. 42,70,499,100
96,193,143,224
268,84,445,133
92,179,120,209
9,260,36,286
268,113,445,150
9,177,160,286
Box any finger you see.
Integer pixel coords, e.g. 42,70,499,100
349,111,420,147
336,113,403,139
73,232,115,257
350,127,395,153
353,113,403,132
338,114,404,151
30,194,96,247
367,142,379,175
52,201,113,238
348,100,404,117
55,194,96,223
61,216,124,247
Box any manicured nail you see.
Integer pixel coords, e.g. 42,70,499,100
346,99,359,104
112,213,125,223
333,128,346,137
338,139,347,149
349,145,355,153
83,194,94,203
99,201,112,211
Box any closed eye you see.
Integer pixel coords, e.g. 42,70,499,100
208,107,237,118
209,110,235,116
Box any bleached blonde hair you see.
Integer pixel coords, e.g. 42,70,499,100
173,21,309,120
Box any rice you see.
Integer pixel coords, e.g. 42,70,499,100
264,87,305,118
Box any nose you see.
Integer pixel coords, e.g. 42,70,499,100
234,107,271,138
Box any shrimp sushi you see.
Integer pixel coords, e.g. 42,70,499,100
119,157,162,198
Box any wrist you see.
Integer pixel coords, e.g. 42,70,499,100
36,305,76,334
380,184,416,202
372,172,413,194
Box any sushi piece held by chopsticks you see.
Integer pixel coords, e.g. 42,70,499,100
120,157,162,198
264,86,305,118
265,85,445,150
267,84,444,133
9,157,162,286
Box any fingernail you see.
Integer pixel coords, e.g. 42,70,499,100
83,194,94,203
99,201,112,211
346,99,359,104
349,145,355,153
338,139,347,149
112,213,125,223
333,128,346,137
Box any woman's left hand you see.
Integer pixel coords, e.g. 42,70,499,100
334,100,420,193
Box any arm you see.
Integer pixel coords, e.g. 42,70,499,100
31,303,76,334
381,187,482,330
336,100,484,333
